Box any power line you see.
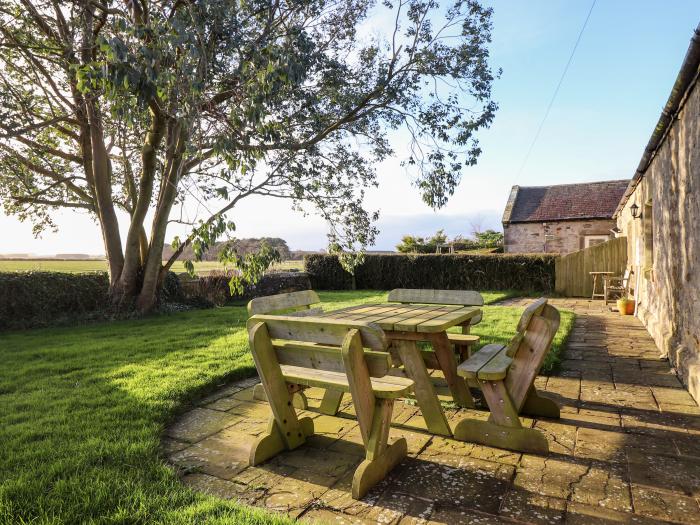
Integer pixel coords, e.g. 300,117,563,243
514,0,597,182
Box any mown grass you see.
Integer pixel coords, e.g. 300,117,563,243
0,291,572,524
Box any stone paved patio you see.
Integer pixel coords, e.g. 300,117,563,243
164,298,700,524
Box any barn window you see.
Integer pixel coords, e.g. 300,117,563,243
584,235,609,248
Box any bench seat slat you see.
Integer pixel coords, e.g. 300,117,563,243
447,333,480,344
476,347,513,380
457,343,504,379
280,364,413,399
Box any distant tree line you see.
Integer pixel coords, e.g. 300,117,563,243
162,238,291,263
396,229,504,254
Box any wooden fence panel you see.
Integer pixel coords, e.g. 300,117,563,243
555,237,628,297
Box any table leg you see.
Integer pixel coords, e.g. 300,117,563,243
428,332,475,409
591,274,599,300
604,277,609,303
393,339,452,437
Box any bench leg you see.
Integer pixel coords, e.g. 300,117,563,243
453,379,548,454
319,389,344,415
453,418,548,455
253,382,309,410
520,387,560,419
455,323,472,361
352,398,407,499
454,343,473,361
249,415,314,465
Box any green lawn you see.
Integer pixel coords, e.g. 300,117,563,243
0,291,572,524
0,259,304,274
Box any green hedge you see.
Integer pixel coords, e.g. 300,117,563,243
304,253,556,291
0,271,110,330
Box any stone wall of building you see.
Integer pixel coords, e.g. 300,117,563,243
617,77,700,402
504,219,616,254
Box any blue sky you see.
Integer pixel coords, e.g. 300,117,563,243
3,1,700,255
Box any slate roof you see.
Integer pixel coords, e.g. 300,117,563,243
502,180,630,224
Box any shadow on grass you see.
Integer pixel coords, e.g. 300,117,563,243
0,305,288,524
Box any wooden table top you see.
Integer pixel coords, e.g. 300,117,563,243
319,303,481,333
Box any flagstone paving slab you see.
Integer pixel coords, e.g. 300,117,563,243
165,298,700,524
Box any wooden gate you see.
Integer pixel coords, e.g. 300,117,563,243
555,237,627,297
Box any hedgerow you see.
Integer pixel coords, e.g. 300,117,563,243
304,253,556,292
0,271,110,330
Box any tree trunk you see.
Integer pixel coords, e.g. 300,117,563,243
136,121,188,312
117,110,166,299
86,99,125,288
80,7,124,292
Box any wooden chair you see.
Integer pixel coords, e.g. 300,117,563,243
454,298,560,454
247,290,323,408
387,288,484,360
603,269,634,304
247,315,414,499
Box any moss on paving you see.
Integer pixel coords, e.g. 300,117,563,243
0,291,572,523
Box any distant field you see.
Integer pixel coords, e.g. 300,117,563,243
0,259,304,274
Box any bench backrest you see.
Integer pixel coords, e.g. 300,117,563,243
504,298,560,410
247,290,321,316
248,315,391,377
388,288,484,324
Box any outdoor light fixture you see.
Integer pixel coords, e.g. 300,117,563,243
630,203,640,219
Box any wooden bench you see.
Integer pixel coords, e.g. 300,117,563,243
247,290,323,409
453,298,561,454
247,289,323,317
247,315,414,499
388,288,484,359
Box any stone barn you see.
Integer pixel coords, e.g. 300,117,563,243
502,180,629,254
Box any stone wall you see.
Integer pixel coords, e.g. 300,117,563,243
617,77,700,402
504,219,616,254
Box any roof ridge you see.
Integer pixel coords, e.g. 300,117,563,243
514,179,630,190
504,179,629,224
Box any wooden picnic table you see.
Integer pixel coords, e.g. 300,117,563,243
318,302,482,437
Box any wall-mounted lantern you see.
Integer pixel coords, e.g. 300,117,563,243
630,203,640,219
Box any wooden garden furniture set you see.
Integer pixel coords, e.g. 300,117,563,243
246,290,561,499
589,268,635,303
603,268,634,304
